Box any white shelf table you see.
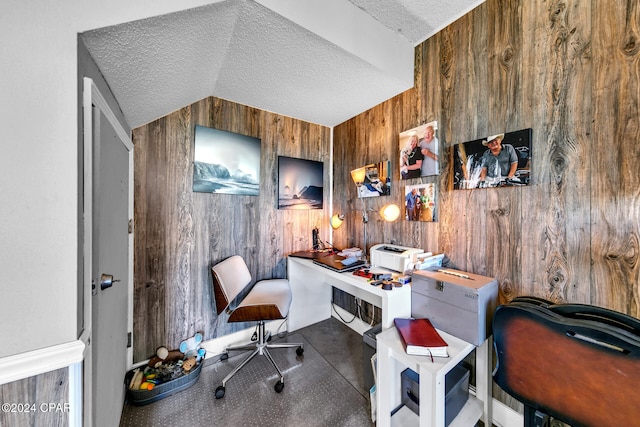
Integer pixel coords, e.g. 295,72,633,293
376,326,492,427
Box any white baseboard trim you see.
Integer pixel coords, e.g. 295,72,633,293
0,340,85,386
491,397,523,427
469,385,523,426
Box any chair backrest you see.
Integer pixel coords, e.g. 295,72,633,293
211,255,253,315
493,297,640,427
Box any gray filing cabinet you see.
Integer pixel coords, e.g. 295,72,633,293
411,269,498,346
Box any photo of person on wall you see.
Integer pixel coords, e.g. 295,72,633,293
399,121,439,180
452,128,532,189
404,182,437,222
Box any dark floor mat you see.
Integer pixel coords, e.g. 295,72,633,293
120,331,374,427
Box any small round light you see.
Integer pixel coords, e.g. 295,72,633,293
380,204,400,222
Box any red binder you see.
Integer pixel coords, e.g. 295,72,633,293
394,318,449,358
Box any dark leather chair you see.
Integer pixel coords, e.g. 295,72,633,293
493,296,640,427
211,255,303,399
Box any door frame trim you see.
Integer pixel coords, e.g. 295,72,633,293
81,77,134,427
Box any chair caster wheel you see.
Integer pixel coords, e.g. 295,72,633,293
274,381,284,393
296,346,304,356
215,386,225,399
220,353,229,361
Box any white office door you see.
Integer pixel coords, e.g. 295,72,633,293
83,78,133,427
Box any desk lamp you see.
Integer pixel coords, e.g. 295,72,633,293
331,167,400,260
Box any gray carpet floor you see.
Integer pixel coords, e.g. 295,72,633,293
120,318,375,427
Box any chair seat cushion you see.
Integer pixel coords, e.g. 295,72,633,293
229,278,292,322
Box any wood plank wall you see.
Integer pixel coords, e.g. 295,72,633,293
129,0,638,416
333,0,639,414
132,97,330,362
0,368,69,427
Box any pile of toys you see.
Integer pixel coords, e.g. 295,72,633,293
128,333,206,392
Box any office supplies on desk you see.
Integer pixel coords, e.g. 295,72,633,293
414,253,445,270
340,256,359,266
338,247,363,258
369,244,424,273
394,318,449,357
353,268,373,279
313,254,365,272
398,275,411,285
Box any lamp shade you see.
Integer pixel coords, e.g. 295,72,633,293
350,167,366,185
380,203,401,222
330,213,345,229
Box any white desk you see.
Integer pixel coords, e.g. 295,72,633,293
376,326,492,427
286,257,412,332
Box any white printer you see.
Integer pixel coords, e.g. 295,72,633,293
369,244,424,273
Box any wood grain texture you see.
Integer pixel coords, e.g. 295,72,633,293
133,97,329,362
591,0,640,315
486,0,525,304
0,368,68,427
519,0,592,305
439,5,490,274
332,0,637,416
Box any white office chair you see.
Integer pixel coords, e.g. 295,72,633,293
211,255,303,399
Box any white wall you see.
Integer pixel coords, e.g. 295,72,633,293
0,0,214,359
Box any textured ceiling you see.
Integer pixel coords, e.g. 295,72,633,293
81,0,483,129
347,0,485,45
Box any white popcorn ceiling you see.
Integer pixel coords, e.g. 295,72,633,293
81,0,483,128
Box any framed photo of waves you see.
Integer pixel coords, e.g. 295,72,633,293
192,125,261,196
452,128,532,190
277,156,324,210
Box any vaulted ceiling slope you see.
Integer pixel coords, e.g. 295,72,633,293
81,0,483,129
